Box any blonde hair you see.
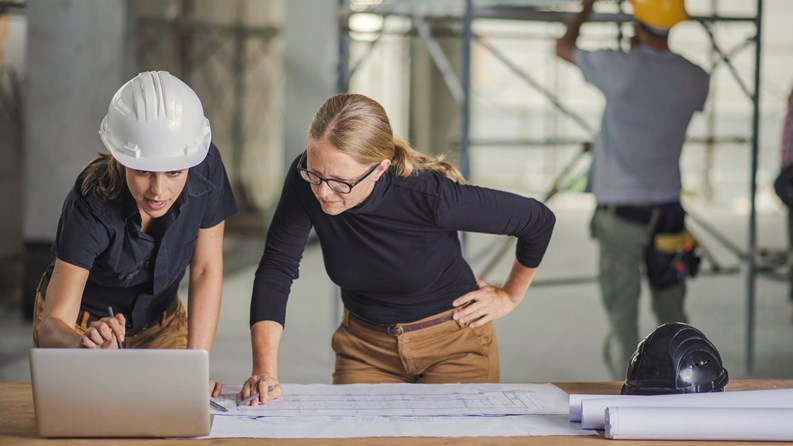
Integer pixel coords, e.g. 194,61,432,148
308,93,465,184
80,152,126,200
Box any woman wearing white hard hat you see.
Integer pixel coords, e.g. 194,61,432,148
32,71,236,396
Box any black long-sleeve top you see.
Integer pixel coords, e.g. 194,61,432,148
251,154,556,326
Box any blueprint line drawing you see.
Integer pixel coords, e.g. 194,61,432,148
216,383,570,417
204,383,595,439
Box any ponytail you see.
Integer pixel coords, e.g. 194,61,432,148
391,137,465,184
80,153,126,200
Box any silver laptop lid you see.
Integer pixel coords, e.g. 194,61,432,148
29,348,210,438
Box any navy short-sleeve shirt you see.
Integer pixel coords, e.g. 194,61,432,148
50,143,237,328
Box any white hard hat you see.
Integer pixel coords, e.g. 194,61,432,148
99,71,211,172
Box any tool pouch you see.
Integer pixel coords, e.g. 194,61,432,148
645,230,701,289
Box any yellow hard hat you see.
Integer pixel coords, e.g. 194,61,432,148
630,0,688,30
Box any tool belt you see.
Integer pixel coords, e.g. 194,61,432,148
598,203,701,289
597,204,657,225
645,229,702,289
349,311,455,336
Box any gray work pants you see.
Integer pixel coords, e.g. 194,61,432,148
591,207,687,379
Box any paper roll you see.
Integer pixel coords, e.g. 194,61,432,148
568,394,617,422
581,388,793,429
605,406,793,441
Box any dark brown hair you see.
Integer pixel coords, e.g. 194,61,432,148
80,152,126,199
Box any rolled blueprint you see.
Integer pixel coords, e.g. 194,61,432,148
569,394,641,422
580,388,793,429
605,406,793,441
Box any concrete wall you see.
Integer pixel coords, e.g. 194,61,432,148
22,0,130,316
135,0,285,221
410,34,461,161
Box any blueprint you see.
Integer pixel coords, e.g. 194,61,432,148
212,382,570,417
204,383,595,438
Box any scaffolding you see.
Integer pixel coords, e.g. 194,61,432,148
337,0,765,372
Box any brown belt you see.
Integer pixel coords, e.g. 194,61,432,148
39,272,179,337
349,311,455,336
83,298,179,336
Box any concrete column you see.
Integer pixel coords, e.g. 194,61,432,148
22,0,130,317
410,28,461,161
0,11,24,311
284,0,338,168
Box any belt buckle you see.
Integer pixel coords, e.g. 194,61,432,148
390,324,404,336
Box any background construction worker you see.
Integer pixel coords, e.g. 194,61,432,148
32,71,237,395
555,0,709,378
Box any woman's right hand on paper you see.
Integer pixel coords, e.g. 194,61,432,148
238,373,282,406
80,314,125,349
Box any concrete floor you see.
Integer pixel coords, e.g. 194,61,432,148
1,197,792,386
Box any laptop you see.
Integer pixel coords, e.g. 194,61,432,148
29,348,210,437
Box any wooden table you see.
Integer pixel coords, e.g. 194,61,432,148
3,380,793,445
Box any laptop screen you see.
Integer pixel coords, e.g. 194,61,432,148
29,348,210,437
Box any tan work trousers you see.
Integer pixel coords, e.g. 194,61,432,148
332,309,500,384
31,275,188,349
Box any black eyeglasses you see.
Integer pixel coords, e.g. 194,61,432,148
297,152,380,194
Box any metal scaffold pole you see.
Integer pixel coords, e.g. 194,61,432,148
744,0,764,374
460,0,473,181
337,0,351,93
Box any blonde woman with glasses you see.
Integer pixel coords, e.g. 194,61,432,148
239,93,555,405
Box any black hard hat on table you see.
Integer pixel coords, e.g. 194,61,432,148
621,322,729,395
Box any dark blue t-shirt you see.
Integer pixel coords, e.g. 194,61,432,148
251,154,556,326
51,143,237,328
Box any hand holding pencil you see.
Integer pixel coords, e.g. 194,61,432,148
78,307,126,349
237,374,282,406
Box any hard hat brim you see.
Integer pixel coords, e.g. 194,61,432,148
100,117,212,172
109,142,210,172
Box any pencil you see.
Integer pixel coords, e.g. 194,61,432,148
210,400,229,412
237,386,276,406
237,392,260,406
107,306,124,349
